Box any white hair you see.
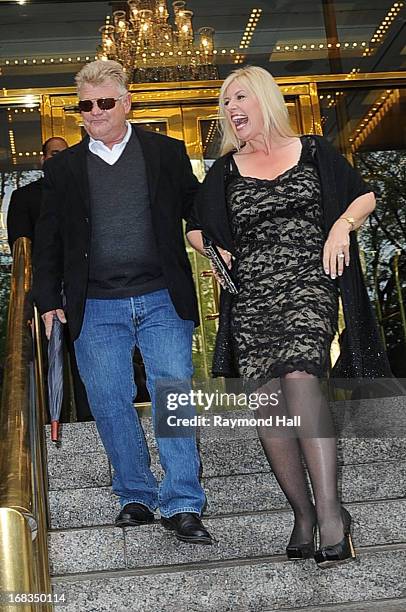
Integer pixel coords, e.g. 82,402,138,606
75,60,128,95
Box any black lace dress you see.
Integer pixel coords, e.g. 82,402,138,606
226,136,338,379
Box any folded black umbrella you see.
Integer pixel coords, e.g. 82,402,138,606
48,314,64,442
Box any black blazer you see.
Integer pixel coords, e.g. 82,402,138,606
32,127,200,340
7,177,43,250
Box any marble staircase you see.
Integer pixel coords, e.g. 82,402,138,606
45,399,406,611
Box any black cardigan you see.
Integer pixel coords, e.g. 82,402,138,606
193,135,392,380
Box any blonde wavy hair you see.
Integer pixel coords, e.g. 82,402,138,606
75,60,128,95
218,66,295,155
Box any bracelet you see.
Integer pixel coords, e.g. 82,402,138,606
338,216,355,231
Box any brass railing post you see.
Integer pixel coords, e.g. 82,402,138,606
0,508,35,612
0,237,53,611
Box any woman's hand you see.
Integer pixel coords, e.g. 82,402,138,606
211,247,233,288
323,220,351,279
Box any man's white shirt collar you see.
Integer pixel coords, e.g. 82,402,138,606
88,122,132,165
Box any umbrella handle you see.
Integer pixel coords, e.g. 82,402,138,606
51,420,59,442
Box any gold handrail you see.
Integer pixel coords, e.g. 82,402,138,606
0,237,52,612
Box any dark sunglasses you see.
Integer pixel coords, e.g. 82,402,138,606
78,93,126,113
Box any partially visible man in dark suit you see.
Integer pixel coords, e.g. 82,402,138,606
7,136,93,422
32,60,212,544
7,137,68,250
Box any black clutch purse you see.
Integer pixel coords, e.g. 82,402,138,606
202,235,238,294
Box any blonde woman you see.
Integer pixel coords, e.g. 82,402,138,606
187,66,391,567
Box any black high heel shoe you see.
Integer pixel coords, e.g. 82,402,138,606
286,525,316,560
314,506,356,569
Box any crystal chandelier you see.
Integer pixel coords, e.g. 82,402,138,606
97,0,219,83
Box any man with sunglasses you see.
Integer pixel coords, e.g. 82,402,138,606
32,60,212,545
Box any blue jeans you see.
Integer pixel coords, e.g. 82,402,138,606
74,289,206,517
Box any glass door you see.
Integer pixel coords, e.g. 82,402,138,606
318,79,406,378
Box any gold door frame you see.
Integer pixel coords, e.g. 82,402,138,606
36,79,323,145
2,71,405,139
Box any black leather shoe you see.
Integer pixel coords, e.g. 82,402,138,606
161,512,213,545
314,507,356,568
286,526,316,560
115,503,155,528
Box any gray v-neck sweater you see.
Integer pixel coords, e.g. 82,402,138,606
86,131,166,298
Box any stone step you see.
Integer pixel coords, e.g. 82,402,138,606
46,424,406,491
48,499,406,576
45,394,406,459
276,598,406,612
48,459,406,530
51,545,406,612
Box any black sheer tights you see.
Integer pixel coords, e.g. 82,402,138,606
256,372,344,548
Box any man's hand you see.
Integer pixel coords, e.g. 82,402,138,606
42,309,67,339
